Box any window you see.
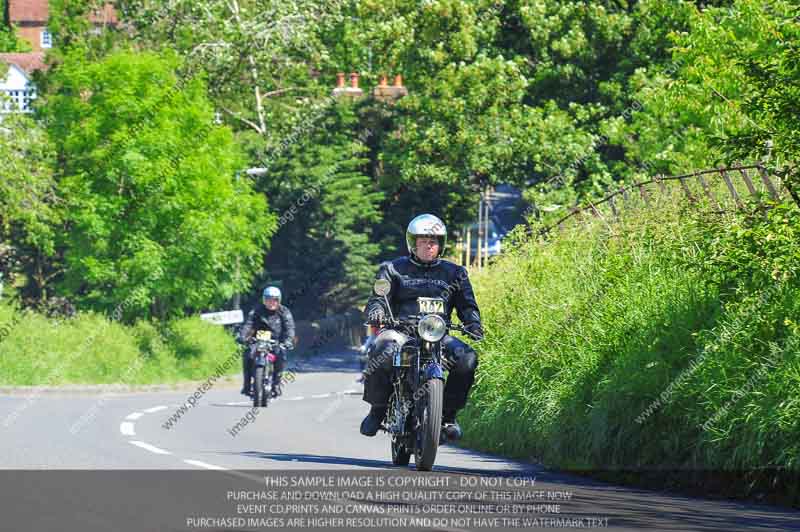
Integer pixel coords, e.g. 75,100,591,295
40,30,52,49
1,89,36,113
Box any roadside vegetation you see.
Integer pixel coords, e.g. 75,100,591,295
0,302,238,385
464,194,800,505
0,0,798,502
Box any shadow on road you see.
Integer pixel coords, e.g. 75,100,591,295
289,349,362,375
207,452,800,530
231,451,531,476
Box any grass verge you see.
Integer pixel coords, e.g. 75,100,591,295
462,195,800,506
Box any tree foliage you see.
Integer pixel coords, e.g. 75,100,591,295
42,50,274,320
4,0,799,320
254,103,383,314
0,114,59,302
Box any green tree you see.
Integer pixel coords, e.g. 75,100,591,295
622,0,798,182
256,103,384,315
117,0,343,139
43,50,274,320
0,113,59,302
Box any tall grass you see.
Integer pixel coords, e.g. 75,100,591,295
463,196,800,504
0,306,238,385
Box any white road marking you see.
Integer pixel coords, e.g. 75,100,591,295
120,390,366,470
129,440,171,455
184,459,227,471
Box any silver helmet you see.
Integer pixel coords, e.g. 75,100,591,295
262,286,281,302
406,214,447,257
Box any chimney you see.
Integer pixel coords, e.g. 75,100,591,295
374,73,408,102
332,72,357,98
341,72,364,98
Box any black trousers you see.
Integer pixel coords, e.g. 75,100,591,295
362,334,478,414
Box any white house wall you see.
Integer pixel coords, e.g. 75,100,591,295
0,64,36,112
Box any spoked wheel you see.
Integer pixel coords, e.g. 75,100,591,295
392,437,411,466
387,392,411,466
414,379,443,471
253,366,269,408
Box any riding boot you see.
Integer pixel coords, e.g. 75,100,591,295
241,353,252,396
441,409,462,441
360,405,387,437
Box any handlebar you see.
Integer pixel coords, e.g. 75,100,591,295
364,317,483,341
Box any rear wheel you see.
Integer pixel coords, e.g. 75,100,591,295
414,379,443,471
392,437,411,466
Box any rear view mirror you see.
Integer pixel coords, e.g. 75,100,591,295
373,279,391,297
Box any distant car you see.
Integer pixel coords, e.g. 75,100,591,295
466,219,502,258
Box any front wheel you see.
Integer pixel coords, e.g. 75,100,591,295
414,379,443,471
253,366,269,408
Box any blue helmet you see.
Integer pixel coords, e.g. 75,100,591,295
262,286,281,302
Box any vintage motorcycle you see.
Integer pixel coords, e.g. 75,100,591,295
368,279,478,471
249,330,279,408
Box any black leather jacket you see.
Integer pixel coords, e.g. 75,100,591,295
364,256,481,327
239,303,296,351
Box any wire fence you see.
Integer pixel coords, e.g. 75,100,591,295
537,162,796,235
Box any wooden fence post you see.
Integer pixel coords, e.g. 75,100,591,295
638,184,651,205
679,177,696,203
757,164,780,200
464,226,471,269
737,166,760,201
719,166,744,210
608,195,618,218
697,173,721,210
655,174,668,195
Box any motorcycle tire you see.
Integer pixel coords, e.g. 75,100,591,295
391,437,411,466
253,366,269,408
414,379,443,471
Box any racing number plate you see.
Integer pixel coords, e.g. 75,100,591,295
256,330,272,341
417,297,444,314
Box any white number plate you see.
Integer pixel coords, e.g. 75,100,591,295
256,330,272,341
417,297,444,314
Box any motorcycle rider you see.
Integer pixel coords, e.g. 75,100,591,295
238,286,296,398
360,214,484,440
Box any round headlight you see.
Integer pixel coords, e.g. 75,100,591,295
418,314,447,342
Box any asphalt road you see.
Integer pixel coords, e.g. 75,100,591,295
1,350,798,531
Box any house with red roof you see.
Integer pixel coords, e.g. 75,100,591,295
8,0,117,52
1,1,117,112
0,52,44,112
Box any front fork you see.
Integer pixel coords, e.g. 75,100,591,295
390,342,444,435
